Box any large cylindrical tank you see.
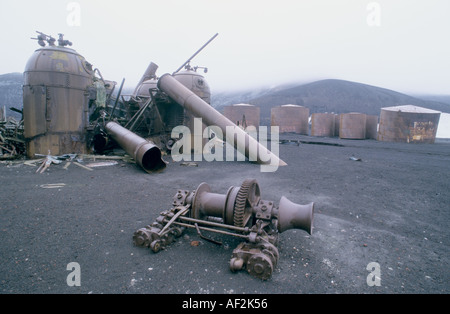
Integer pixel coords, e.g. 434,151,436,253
378,105,441,143
133,62,158,97
223,104,260,129
271,105,309,134
311,113,336,137
23,43,95,158
339,113,367,139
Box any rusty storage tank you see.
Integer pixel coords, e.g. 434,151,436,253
339,113,367,139
23,34,95,158
271,104,309,134
223,104,260,129
365,115,379,139
311,113,336,137
378,105,441,143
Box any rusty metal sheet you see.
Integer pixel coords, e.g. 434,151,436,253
224,104,260,129
271,105,309,135
311,113,336,137
339,113,366,139
365,115,379,139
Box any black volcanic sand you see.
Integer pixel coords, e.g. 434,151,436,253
0,134,449,294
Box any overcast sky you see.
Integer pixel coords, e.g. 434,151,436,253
1,0,449,95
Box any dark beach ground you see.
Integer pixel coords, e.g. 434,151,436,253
0,134,449,295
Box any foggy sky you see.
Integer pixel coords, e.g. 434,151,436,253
1,0,449,95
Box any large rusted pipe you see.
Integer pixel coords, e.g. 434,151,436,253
133,62,158,95
157,74,287,167
105,121,166,173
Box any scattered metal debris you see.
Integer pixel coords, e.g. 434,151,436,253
40,183,66,189
279,138,345,147
73,162,94,171
349,156,362,161
279,139,300,146
85,161,118,168
180,162,198,167
9,152,126,173
0,116,25,160
36,153,63,173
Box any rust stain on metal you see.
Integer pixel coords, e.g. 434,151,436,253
378,105,441,143
311,113,336,137
224,104,260,129
271,105,309,135
339,113,367,140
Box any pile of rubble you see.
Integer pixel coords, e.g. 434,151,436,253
0,116,25,160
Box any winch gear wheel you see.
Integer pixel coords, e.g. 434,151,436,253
233,179,260,227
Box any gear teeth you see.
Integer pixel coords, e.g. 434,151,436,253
234,179,257,227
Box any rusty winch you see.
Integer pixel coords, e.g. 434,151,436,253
133,179,314,280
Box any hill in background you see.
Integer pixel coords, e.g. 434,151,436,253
1,72,449,126
213,79,450,126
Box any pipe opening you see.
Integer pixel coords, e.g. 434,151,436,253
141,146,167,172
92,133,108,153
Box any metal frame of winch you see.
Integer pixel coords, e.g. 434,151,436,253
133,179,314,280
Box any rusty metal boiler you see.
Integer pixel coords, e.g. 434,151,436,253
23,33,95,158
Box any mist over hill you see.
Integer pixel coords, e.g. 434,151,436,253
413,94,450,106
1,72,449,127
